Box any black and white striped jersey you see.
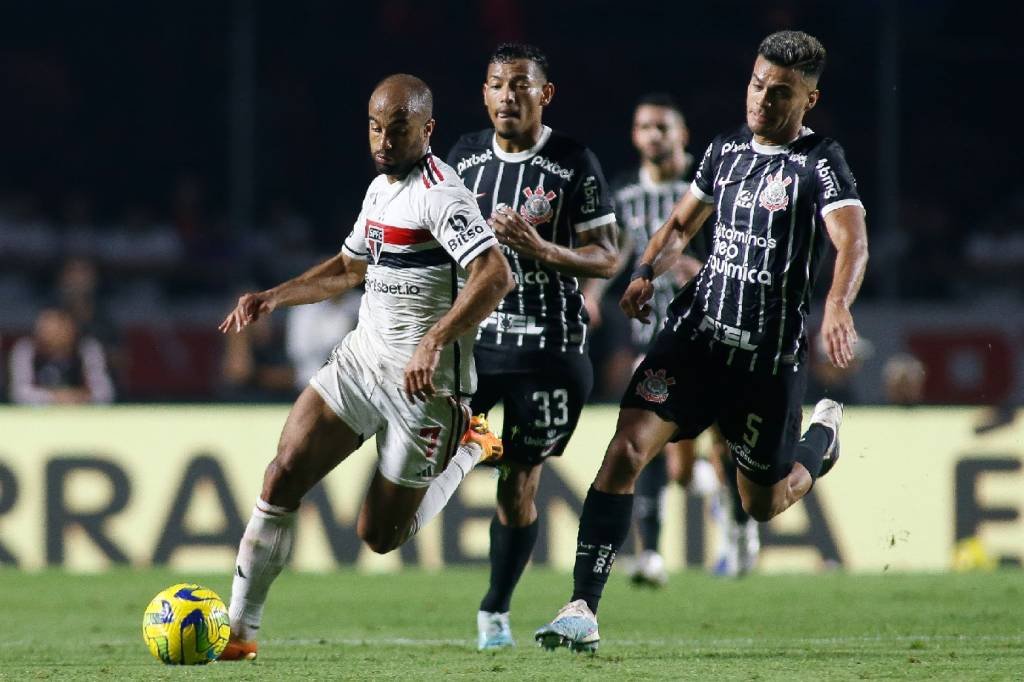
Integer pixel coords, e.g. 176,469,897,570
668,125,863,375
611,160,711,347
447,125,616,366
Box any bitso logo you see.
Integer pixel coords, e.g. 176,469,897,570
635,368,675,404
759,169,793,212
519,186,557,225
366,223,384,264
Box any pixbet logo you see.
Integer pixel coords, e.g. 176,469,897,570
721,141,751,155
456,149,493,175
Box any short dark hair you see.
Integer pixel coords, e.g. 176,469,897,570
490,42,549,79
758,30,826,81
635,92,685,120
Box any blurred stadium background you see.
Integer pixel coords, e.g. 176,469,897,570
0,2,1022,675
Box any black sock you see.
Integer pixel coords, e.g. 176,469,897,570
634,455,667,552
479,516,539,613
719,452,749,524
793,424,832,481
571,486,633,614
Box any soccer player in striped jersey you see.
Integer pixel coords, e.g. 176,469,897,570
217,74,513,661
537,30,869,652
446,43,619,650
593,94,748,586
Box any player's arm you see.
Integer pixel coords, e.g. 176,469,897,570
621,191,714,322
820,205,869,368
404,246,513,401
580,228,634,327
489,206,619,278
218,252,367,334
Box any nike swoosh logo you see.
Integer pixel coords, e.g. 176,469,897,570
475,192,487,198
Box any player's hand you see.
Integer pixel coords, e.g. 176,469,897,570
821,299,857,368
404,341,442,402
489,205,549,260
219,292,275,333
620,277,654,323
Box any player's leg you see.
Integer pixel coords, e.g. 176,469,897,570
362,389,501,553
477,460,542,649
536,327,715,652
225,386,363,659
724,363,843,522
628,452,669,587
714,433,760,577
535,407,679,652
734,400,842,521
478,356,591,649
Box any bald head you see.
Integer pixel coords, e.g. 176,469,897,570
370,73,433,123
368,74,436,179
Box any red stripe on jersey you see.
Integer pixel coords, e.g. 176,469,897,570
427,155,445,182
421,171,431,188
366,219,433,245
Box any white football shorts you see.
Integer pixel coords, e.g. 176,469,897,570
309,333,470,488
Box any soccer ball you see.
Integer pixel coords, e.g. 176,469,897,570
142,583,231,664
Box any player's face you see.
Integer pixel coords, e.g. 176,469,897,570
745,55,819,144
368,105,434,177
632,105,688,165
483,59,553,142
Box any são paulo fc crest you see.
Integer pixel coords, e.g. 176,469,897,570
636,368,675,404
519,185,557,225
366,223,384,264
758,169,793,212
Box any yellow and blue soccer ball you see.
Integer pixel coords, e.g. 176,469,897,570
142,583,231,664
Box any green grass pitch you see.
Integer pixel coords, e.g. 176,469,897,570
1,568,1021,680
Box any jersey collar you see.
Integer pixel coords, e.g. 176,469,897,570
491,125,552,162
750,126,814,155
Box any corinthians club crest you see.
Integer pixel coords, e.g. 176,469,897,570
635,368,675,404
519,185,557,225
758,168,793,213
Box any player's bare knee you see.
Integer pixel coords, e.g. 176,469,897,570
605,435,647,483
741,495,776,523
357,524,400,555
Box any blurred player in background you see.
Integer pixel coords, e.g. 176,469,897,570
8,306,115,405
537,30,869,652
218,74,513,661
447,43,618,649
586,94,736,586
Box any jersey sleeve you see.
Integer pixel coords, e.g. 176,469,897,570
424,184,498,269
570,149,617,232
341,203,368,260
816,141,864,217
689,140,718,203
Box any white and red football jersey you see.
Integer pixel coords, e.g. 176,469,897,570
341,151,497,395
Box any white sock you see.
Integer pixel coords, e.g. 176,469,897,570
228,499,297,641
405,444,482,541
686,458,722,497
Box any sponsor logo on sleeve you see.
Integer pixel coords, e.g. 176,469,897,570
580,175,598,215
816,158,841,200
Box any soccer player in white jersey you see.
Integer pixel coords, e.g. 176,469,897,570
537,30,868,652
217,74,513,661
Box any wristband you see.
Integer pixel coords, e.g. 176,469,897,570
630,262,654,281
